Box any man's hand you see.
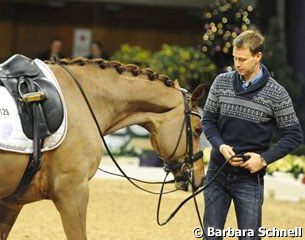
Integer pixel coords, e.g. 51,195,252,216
240,152,266,173
219,144,243,167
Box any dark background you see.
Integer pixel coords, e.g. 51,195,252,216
0,0,304,148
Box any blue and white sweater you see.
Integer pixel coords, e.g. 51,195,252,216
202,65,303,175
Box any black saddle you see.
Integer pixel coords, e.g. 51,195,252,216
0,54,64,200
0,55,63,139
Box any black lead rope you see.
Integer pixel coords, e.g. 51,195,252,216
157,157,232,240
98,168,175,185
157,156,262,240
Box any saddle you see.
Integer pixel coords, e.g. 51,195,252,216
0,54,64,199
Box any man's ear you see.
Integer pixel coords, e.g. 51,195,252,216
191,84,207,108
256,52,262,63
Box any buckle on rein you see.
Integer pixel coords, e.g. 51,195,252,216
21,91,45,102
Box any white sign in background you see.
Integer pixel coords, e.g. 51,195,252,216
73,28,92,58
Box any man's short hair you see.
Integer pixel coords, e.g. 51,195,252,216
50,37,62,44
233,30,265,55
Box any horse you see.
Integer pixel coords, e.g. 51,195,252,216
0,58,206,240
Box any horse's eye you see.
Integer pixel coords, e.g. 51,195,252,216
195,128,203,136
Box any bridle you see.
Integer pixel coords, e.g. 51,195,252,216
155,88,206,236
58,64,210,236
159,88,203,186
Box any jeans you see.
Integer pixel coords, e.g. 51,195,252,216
203,161,264,240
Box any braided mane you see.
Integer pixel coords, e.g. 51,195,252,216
47,57,175,87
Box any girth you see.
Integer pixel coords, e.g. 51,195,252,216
0,54,64,200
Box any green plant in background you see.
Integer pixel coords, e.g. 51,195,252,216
150,44,217,90
266,155,305,179
111,44,217,91
111,44,152,68
201,0,256,69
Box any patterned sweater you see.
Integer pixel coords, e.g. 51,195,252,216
202,64,303,175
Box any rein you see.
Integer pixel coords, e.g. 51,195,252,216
58,64,229,239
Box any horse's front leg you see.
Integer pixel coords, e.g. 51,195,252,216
52,179,89,240
0,200,23,240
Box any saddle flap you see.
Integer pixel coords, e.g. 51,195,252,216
36,79,64,133
19,78,64,139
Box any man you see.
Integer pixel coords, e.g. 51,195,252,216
38,37,64,61
202,30,303,240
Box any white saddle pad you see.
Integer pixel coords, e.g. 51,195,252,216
0,58,68,154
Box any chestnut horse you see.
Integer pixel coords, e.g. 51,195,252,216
0,58,205,240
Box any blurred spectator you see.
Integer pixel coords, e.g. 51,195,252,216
38,37,64,61
87,41,109,60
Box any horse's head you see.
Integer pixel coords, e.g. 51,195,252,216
150,84,206,191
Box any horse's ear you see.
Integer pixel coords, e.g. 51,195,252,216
191,84,207,107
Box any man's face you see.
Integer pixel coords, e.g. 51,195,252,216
90,43,101,56
233,46,261,78
50,40,62,55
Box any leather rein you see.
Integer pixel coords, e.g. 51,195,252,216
58,64,208,232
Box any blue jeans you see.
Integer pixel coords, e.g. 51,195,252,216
203,161,264,240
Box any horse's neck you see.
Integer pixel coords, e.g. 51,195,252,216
73,66,182,134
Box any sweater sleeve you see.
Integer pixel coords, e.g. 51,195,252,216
202,76,225,149
261,88,303,164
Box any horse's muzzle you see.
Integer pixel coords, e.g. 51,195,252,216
175,180,189,191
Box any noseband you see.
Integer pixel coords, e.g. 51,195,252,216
160,89,203,180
